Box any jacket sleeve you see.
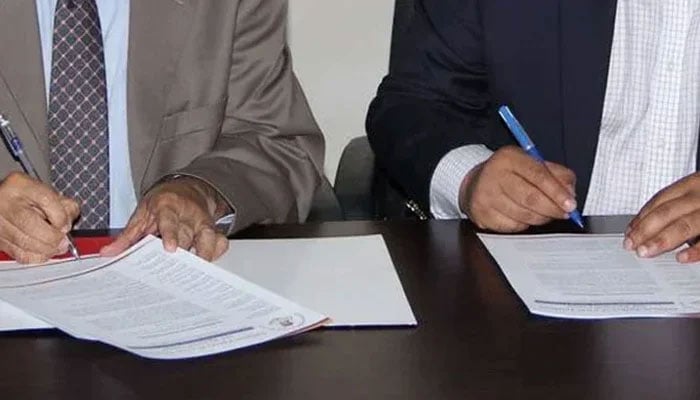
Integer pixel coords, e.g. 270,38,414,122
366,0,494,210
177,0,325,233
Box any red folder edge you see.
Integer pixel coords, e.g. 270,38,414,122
0,236,115,261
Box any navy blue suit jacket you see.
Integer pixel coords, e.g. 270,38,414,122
367,0,699,212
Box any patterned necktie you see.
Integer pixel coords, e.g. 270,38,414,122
48,0,110,229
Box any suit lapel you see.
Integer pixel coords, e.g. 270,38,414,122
127,0,194,193
0,0,49,179
559,0,618,202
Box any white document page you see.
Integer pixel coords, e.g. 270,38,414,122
0,236,327,359
0,301,50,330
215,235,416,327
0,234,416,331
478,233,700,319
0,256,109,331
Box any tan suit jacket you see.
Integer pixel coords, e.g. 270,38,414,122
0,0,324,232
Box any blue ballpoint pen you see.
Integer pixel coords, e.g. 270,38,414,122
0,114,81,259
497,105,585,229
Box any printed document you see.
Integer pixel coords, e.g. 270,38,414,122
0,235,416,331
0,257,107,331
478,233,700,318
0,236,327,359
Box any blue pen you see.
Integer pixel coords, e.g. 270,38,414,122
497,105,584,229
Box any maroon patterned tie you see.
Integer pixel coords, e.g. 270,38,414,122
48,0,109,229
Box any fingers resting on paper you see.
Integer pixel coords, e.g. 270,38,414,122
101,177,229,261
0,172,80,263
626,173,700,263
459,146,577,233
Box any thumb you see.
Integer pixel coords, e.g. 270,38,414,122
544,161,576,196
100,209,149,256
59,197,81,232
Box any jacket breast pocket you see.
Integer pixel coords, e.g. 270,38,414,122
159,100,226,141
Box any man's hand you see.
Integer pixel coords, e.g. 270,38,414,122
0,172,80,263
101,177,230,261
625,173,700,263
459,146,578,232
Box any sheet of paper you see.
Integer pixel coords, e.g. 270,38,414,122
0,234,417,332
0,301,50,330
0,236,327,359
478,233,700,319
0,256,110,332
215,235,417,327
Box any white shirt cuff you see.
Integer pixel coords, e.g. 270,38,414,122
215,213,236,231
429,145,494,219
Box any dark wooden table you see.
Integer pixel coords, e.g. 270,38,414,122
2,217,700,399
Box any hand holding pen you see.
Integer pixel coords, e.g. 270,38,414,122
458,106,582,232
498,106,584,228
0,115,81,263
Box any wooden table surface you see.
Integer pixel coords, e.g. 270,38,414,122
2,217,699,400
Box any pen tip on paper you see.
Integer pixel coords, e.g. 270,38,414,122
569,212,585,229
69,243,80,260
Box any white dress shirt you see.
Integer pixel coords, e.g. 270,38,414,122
36,0,136,228
430,0,700,219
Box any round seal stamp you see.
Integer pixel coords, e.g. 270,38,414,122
267,313,306,331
